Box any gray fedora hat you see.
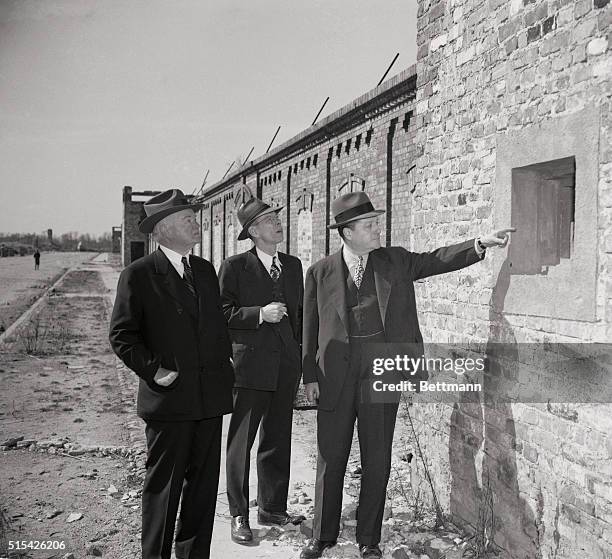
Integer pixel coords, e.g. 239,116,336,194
139,189,203,234
328,191,384,229
237,198,283,240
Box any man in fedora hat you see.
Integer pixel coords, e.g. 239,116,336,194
300,190,514,559
218,193,305,544
109,189,234,559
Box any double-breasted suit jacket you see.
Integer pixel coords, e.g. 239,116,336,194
109,247,235,559
110,248,234,420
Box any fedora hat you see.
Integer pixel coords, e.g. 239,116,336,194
328,191,384,229
139,189,203,234
237,197,283,240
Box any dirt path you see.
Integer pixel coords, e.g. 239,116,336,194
1,255,467,559
0,252,94,336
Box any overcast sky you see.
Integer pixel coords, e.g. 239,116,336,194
0,0,417,237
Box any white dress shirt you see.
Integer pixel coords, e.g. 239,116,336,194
256,247,282,324
256,247,282,275
159,245,190,278
342,244,368,282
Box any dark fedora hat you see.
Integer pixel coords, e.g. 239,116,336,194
139,189,203,234
328,191,384,229
237,198,283,240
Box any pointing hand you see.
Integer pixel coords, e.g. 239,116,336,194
479,228,516,249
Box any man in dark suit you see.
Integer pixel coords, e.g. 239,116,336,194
300,191,514,559
109,189,234,559
218,195,305,544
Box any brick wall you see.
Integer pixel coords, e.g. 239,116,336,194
414,0,611,556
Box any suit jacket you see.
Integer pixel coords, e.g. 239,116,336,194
109,248,234,421
218,246,303,390
302,240,483,411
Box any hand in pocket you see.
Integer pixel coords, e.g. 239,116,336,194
154,366,178,386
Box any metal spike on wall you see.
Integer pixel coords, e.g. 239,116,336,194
233,184,253,210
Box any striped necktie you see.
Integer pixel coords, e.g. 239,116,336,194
181,256,197,298
270,256,281,282
353,255,364,289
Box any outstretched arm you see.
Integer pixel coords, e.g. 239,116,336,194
407,228,516,281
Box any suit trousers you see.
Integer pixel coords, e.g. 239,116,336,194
226,348,298,517
142,416,222,559
313,342,399,545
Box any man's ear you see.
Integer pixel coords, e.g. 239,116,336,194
248,224,258,239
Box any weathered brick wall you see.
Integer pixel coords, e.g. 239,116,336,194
414,0,612,556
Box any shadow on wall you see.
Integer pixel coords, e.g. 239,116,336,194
449,259,541,558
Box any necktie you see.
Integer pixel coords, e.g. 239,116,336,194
181,256,197,298
270,256,281,282
354,256,364,289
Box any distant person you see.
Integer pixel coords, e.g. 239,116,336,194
109,189,235,559
33,249,40,270
218,193,305,544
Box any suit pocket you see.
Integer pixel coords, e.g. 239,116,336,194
148,357,181,393
147,372,181,393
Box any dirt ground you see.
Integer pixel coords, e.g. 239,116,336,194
0,254,467,559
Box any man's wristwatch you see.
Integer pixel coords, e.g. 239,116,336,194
476,237,486,252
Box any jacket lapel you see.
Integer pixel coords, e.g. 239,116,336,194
327,250,349,333
370,249,393,326
152,248,198,319
277,252,297,310
189,257,212,319
245,246,274,288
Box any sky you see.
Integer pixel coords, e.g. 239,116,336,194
0,0,417,237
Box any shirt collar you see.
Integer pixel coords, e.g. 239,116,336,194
159,245,188,275
255,247,281,272
342,243,368,269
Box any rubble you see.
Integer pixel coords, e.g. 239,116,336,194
2,435,24,448
85,543,103,556
0,434,144,460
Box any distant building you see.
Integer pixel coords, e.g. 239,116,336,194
111,226,122,254
121,186,161,267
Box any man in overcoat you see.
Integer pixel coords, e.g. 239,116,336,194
300,190,513,558
109,189,234,559
219,195,304,543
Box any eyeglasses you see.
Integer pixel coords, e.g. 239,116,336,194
254,213,281,226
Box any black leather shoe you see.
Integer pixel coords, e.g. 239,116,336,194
258,508,306,526
359,544,382,558
300,538,336,559
230,515,253,544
